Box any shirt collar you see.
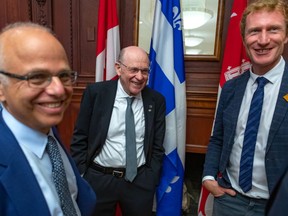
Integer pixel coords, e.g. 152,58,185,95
249,56,285,85
116,79,142,100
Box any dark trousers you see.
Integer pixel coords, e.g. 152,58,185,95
85,165,156,216
213,192,267,216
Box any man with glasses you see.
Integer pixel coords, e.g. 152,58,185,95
71,46,166,216
0,22,96,216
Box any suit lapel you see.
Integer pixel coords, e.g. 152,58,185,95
0,112,50,216
227,71,250,148
99,81,118,144
142,88,155,154
266,63,288,151
86,80,117,164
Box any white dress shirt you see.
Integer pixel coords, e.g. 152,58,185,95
2,106,81,216
94,79,146,167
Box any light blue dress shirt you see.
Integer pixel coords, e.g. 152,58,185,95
2,106,81,216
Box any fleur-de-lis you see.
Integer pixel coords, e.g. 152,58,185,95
173,6,182,30
165,176,180,193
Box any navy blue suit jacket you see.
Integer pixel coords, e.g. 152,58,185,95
0,110,96,216
266,165,288,216
203,62,288,193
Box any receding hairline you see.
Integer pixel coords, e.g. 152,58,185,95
0,22,53,36
117,46,149,62
0,22,62,70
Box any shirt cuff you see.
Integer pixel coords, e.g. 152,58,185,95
202,175,215,183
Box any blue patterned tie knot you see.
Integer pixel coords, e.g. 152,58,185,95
46,135,78,216
239,77,269,193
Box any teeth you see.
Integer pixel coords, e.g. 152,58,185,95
256,48,271,53
132,81,141,86
42,102,61,108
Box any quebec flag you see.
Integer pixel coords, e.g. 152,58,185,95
148,0,186,215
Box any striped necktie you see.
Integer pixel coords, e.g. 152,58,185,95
239,77,269,193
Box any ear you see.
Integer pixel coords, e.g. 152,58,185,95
284,35,288,44
0,81,6,103
115,62,121,76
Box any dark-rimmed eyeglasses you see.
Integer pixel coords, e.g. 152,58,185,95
0,70,77,88
118,61,150,76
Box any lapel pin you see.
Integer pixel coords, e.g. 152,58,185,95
283,94,288,102
148,105,153,112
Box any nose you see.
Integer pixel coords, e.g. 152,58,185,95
258,30,270,45
134,70,145,80
45,76,66,96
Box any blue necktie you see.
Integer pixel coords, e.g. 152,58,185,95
46,135,78,216
239,77,269,193
125,97,137,182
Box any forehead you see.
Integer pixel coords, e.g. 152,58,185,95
124,51,149,66
1,28,69,72
246,10,285,25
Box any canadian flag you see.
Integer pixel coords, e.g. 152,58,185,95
95,0,120,82
198,0,250,215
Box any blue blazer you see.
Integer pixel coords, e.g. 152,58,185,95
266,165,288,216
203,62,288,193
0,110,96,216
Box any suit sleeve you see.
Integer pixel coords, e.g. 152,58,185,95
150,93,166,184
202,81,231,179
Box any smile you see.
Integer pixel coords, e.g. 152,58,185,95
255,48,272,53
40,102,62,108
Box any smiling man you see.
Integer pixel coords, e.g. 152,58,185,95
202,0,288,216
0,22,96,216
71,46,166,216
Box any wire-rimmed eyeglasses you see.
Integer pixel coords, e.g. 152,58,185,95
0,70,77,88
118,61,150,76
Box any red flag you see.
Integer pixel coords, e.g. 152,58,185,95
95,1,121,215
198,1,250,215
95,0,120,82
219,0,250,89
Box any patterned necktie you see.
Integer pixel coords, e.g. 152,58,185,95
239,77,269,193
125,97,137,182
46,135,78,216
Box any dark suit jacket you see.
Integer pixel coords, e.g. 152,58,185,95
71,80,166,184
266,165,288,216
0,110,96,216
203,62,288,193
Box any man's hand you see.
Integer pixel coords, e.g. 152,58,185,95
203,179,236,197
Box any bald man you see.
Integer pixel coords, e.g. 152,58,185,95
0,22,96,216
71,46,166,216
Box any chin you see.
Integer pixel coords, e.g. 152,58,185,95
42,116,63,127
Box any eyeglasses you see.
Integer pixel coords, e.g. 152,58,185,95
0,70,77,88
118,61,150,76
